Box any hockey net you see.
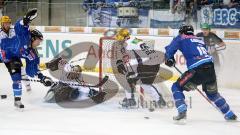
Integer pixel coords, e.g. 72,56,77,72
98,37,173,104
99,37,155,79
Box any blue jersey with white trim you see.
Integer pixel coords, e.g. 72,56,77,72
165,35,213,69
0,19,30,62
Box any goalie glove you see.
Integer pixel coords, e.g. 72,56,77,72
23,8,38,26
45,57,67,71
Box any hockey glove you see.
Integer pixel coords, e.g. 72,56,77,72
23,8,38,25
116,60,127,74
165,57,176,67
38,74,53,87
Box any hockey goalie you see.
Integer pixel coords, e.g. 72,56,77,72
42,57,107,104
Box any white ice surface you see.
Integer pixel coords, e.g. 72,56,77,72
0,70,240,135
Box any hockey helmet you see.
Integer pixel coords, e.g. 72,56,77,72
72,65,82,73
200,23,211,30
31,29,43,41
0,16,11,23
179,24,194,35
116,28,130,41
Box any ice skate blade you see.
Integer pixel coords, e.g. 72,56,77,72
26,89,32,92
118,102,138,109
173,118,187,125
119,106,138,110
149,108,155,112
226,119,239,122
15,107,24,112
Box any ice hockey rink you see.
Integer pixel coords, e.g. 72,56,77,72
0,68,240,135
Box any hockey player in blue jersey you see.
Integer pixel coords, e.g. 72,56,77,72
165,24,237,121
21,29,53,87
0,15,26,109
0,9,52,109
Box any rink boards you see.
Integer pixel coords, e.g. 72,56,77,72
32,33,240,89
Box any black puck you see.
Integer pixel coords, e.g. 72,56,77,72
144,116,150,119
1,95,7,99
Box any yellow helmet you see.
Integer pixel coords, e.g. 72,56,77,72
0,16,11,23
115,28,130,41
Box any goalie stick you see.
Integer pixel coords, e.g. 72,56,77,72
22,75,109,88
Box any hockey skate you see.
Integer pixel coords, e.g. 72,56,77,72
26,84,32,92
225,111,238,121
173,111,187,124
149,101,156,112
158,96,167,107
1,94,7,99
149,96,167,112
119,97,137,109
88,89,107,104
14,97,24,110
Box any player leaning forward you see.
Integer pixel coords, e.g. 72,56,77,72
164,24,237,121
0,9,52,109
114,28,166,108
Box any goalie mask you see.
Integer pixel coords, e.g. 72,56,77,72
115,28,130,41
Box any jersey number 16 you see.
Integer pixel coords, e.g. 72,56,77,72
197,46,208,56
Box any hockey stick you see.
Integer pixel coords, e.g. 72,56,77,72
22,75,109,88
173,65,218,110
75,75,109,88
69,58,86,64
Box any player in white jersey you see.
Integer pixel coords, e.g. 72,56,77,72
114,28,166,108
43,57,107,103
